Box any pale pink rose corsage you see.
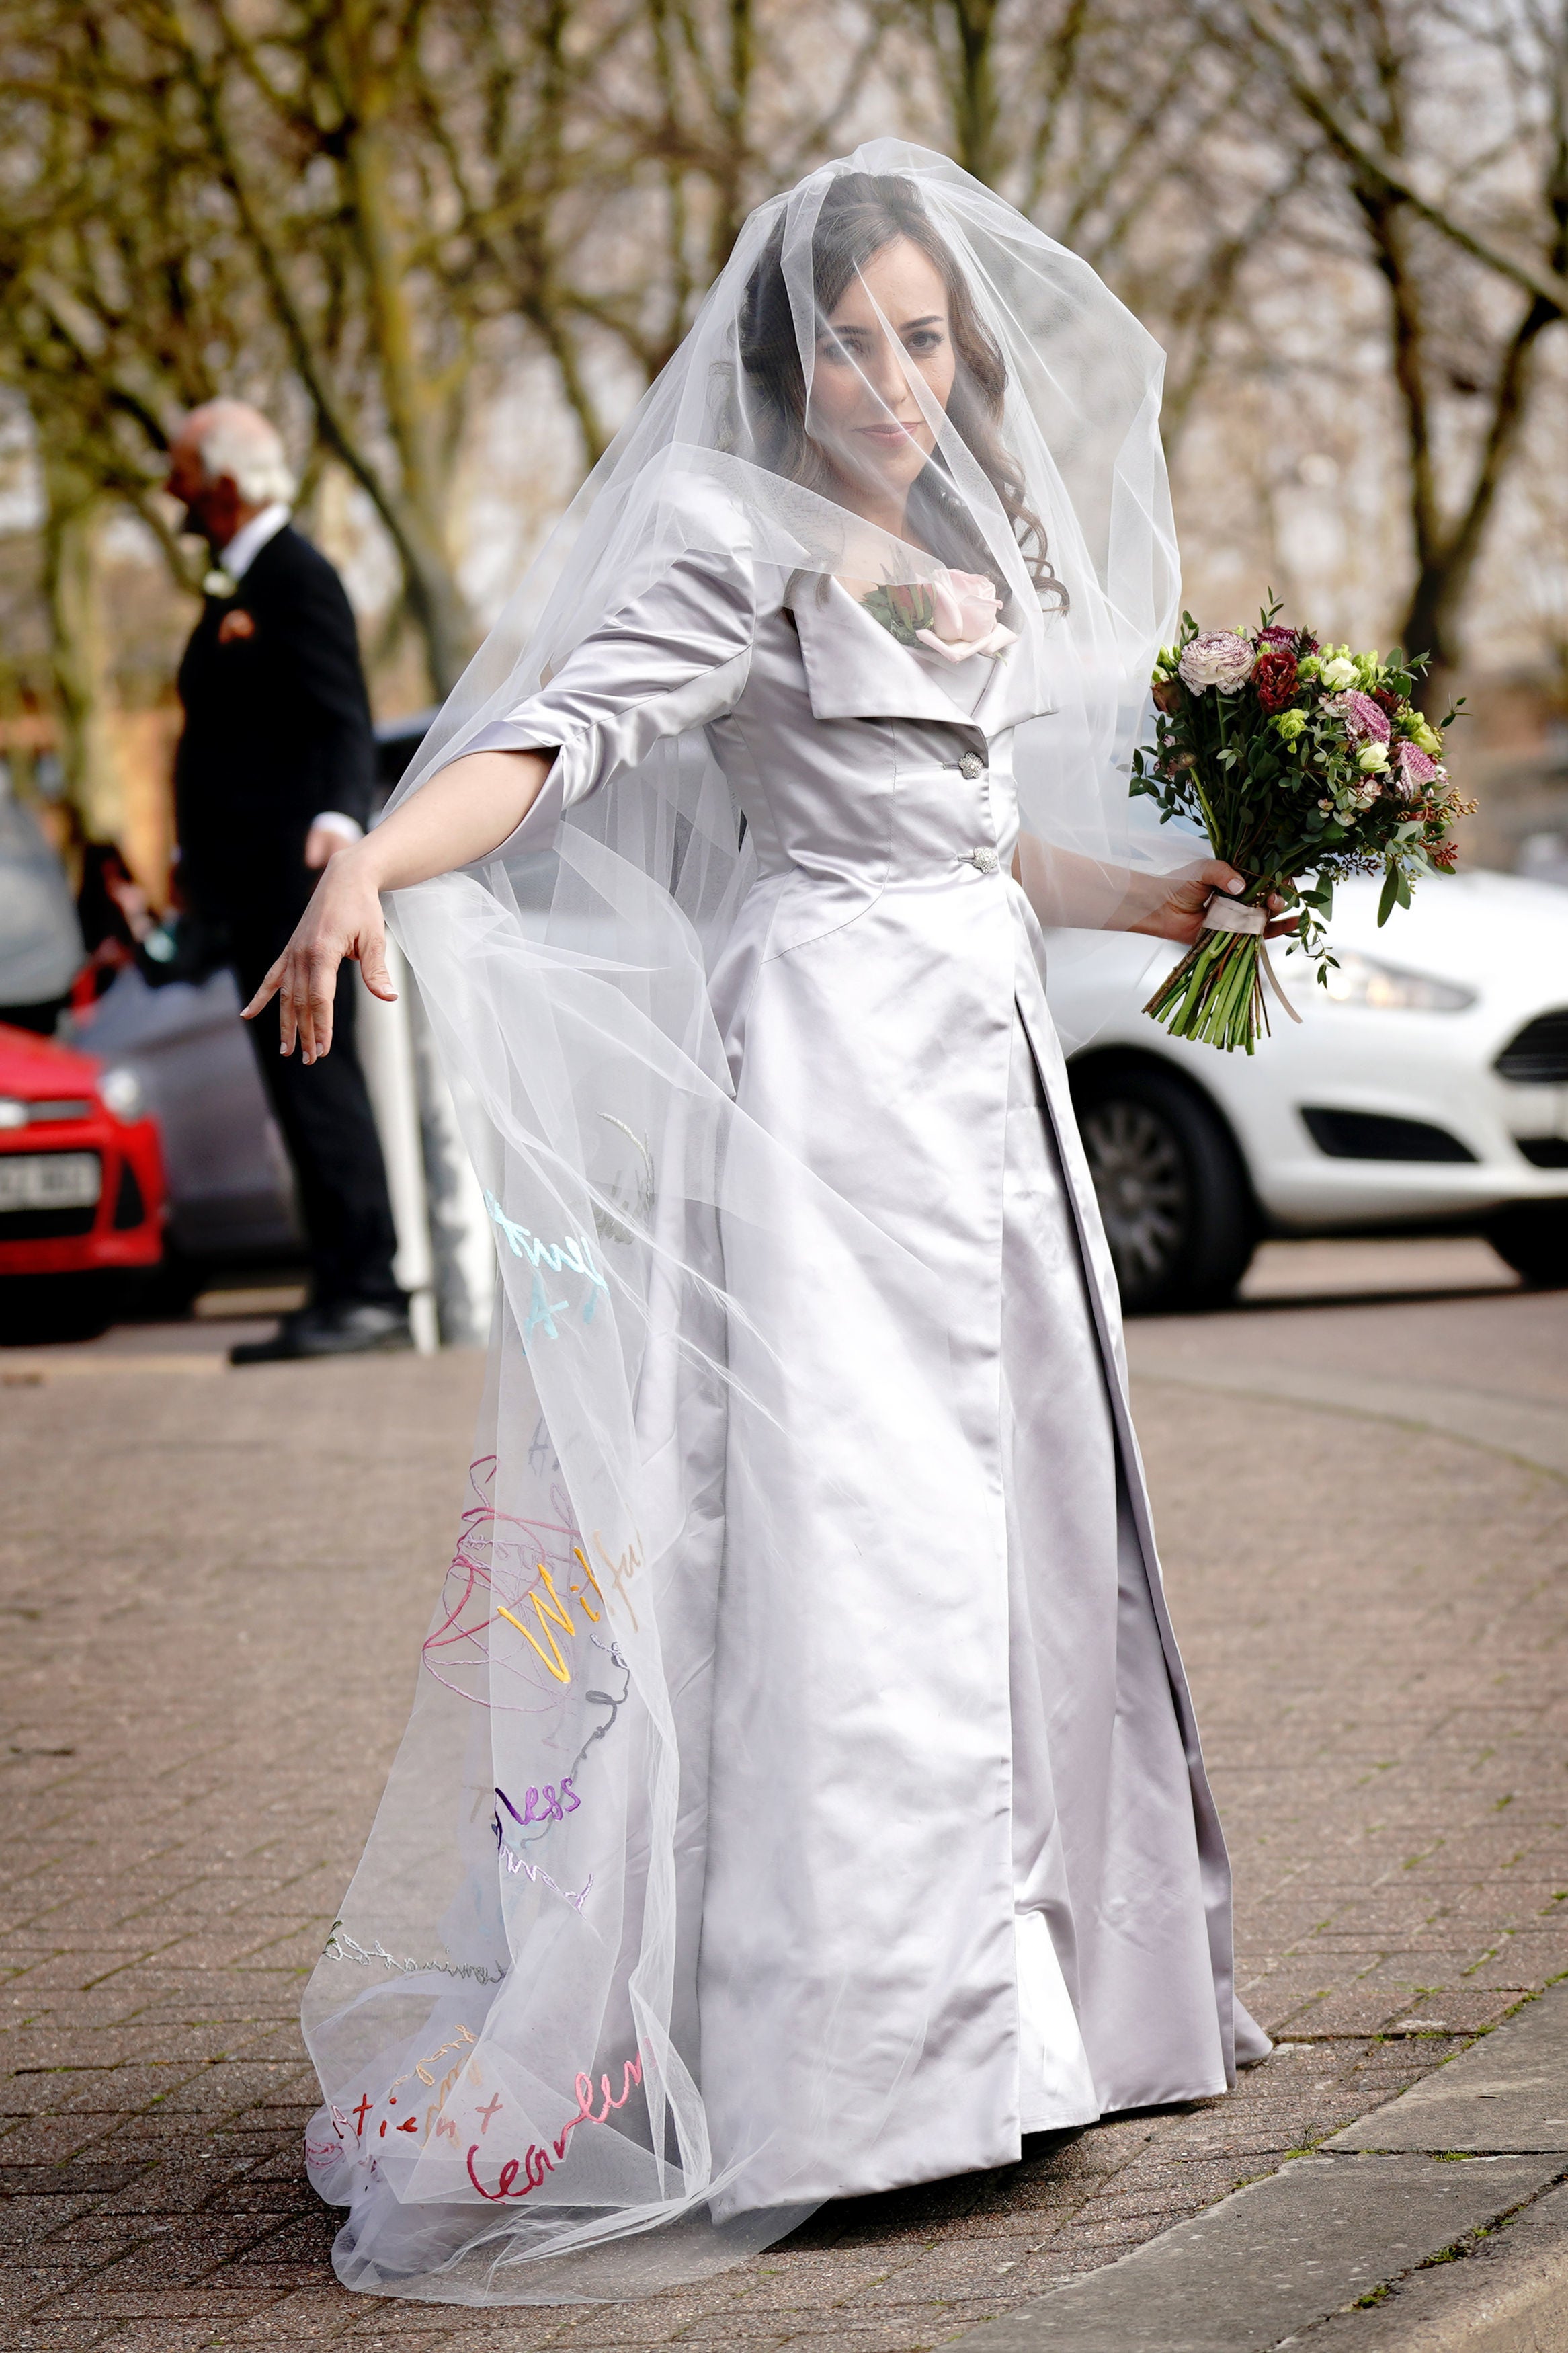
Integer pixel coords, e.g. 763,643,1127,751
860,571,1017,662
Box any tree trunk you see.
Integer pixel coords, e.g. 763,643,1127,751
40,451,119,844
941,0,1002,187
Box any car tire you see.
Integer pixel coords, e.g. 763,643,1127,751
1069,1057,1259,1315
0,1272,122,1346
129,1246,208,1321
1485,1202,1568,1289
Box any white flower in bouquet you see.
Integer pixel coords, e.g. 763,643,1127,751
1178,631,1255,693
1320,653,1358,689
1358,742,1390,773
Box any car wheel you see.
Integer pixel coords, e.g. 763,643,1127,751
1070,1058,1259,1315
1485,1202,1568,1289
0,1273,122,1346
128,1246,208,1321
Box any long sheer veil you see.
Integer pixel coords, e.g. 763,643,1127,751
300,141,1184,2306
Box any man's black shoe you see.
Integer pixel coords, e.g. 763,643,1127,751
230,1301,414,1366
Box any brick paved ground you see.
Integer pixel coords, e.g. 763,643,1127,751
3,1259,1566,2351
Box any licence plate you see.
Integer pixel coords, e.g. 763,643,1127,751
0,1152,102,1213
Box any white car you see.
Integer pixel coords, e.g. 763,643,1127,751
1051,869,1568,1311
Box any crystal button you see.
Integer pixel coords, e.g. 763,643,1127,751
958,750,985,780
969,847,999,875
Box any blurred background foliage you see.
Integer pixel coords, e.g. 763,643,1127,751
0,0,1564,889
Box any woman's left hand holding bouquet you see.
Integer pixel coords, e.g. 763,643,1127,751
1125,863,1298,945
1014,838,1296,943
243,747,555,1064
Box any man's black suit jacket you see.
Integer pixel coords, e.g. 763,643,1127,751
175,523,376,946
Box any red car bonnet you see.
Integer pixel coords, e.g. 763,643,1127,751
0,1023,106,1099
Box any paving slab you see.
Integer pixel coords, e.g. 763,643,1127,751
942,2157,1561,2353
1327,1985,1568,2156
5,1261,1567,2348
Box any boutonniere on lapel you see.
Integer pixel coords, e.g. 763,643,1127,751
203,567,257,643
860,571,1017,663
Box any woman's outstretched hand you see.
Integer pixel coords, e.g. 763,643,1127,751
243,841,395,1064
241,745,556,1062
1128,860,1297,947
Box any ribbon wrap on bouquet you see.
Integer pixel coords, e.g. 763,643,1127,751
1199,895,1302,1025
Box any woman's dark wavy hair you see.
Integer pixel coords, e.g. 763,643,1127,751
737,171,1067,612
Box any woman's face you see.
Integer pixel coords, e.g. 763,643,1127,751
807,237,956,512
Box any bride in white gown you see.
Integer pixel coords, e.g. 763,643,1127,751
249,143,1275,2307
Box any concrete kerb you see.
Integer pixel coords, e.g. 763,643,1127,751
1293,2181,1568,2350
1124,1351,1568,1486
944,1986,1568,2353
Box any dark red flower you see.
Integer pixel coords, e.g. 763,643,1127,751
1252,647,1299,713
1371,687,1401,719
1151,676,1185,713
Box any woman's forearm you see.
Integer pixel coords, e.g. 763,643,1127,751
1013,831,1269,945
357,748,555,892
1013,836,1151,930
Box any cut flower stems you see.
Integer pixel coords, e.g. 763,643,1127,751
1132,604,1475,1053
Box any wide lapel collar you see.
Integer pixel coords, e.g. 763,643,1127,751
793,577,1057,738
791,578,976,727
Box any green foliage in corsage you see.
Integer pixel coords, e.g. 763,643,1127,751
1130,602,1473,1053
859,581,938,645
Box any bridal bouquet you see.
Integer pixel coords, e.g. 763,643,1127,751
1130,606,1472,1053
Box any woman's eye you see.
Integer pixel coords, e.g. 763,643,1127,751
907,331,944,355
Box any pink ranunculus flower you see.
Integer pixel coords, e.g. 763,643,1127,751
1178,630,1255,693
1395,740,1442,797
1329,688,1392,744
914,571,1018,663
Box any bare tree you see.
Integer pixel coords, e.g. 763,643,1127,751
885,0,1307,448
1,0,901,751
1212,0,1568,689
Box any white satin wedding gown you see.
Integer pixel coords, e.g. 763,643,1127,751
424,545,1271,2210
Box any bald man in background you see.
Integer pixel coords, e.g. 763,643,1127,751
167,400,409,1361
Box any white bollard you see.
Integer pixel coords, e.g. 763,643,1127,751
354,943,440,1353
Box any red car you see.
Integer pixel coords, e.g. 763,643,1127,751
0,1022,167,1339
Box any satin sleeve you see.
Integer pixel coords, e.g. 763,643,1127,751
454,545,757,854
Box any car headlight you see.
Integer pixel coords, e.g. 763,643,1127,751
0,1097,26,1130
1319,949,1475,1012
99,1066,147,1121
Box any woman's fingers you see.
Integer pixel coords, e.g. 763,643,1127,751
279,957,302,1060
243,957,286,1021
1200,859,1247,897
243,850,386,1059
358,921,398,1004
306,948,337,1062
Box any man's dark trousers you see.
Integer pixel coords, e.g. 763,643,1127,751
174,522,401,1311
233,926,400,1310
